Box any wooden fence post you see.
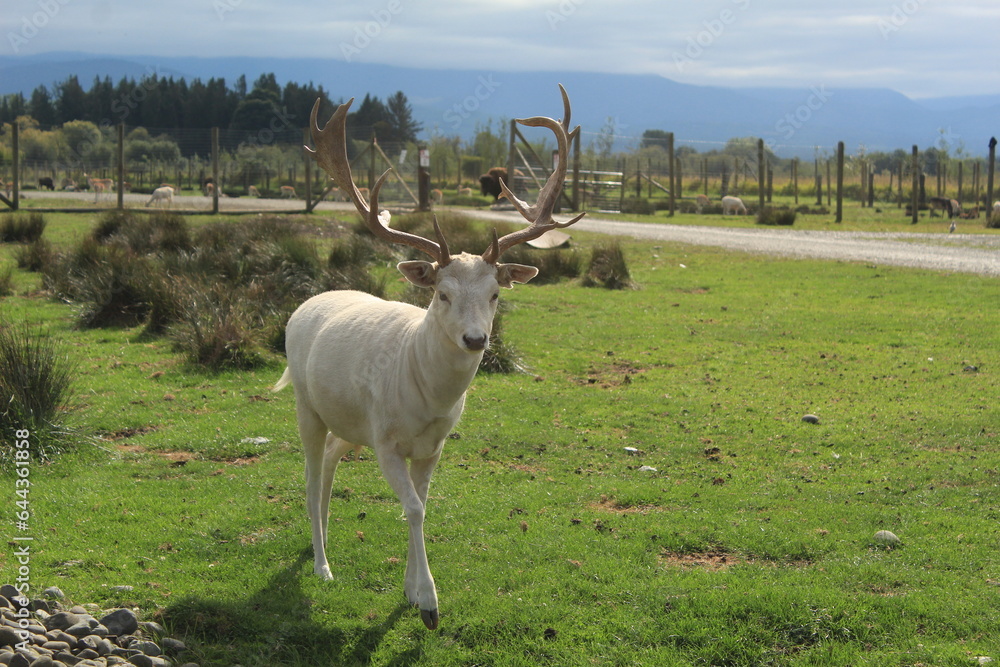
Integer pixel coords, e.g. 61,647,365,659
792,158,798,205
667,132,675,216
10,123,19,211
835,141,844,223
757,139,765,213
117,124,125,210
814,159,822,206
303,128,313,212
911,145,919,224
211,127,220,214
572,130,581,211
418,146,430,212
987,137,997,212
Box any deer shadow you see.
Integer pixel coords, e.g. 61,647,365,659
162,548,423,666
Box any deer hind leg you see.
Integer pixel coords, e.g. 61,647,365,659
376,448,441,629
299,405,353,580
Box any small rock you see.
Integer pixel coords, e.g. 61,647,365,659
623,447,639,456
99,610,138,637
240,436,270,445
42,613,85,633
138,623,164,637
0,627,23,648
41,589,63,602
976,658,992,665
638,465,657,472
160,637,186,655
129,640,161,657
108,586,133,594
802,414,820,424
8,653,31,667
28,656,58,667
125,654,155,667
873,530,901,547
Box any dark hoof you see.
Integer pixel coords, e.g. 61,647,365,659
420,607,439,630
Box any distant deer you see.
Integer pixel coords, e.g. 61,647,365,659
273,85,584,630
280,185,297,199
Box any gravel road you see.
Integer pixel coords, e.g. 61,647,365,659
463,207,1000,278
20,191,1000,277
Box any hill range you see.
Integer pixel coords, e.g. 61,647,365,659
1,52,998,159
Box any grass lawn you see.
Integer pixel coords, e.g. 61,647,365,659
0,206,998,666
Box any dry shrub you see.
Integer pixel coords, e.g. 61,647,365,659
0,212,46,243
582,242,635,290
15,238,53,272
756,206,797,226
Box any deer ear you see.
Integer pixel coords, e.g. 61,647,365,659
496,263,538,288
398,260,438,288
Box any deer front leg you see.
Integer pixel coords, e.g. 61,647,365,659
377,448,441,629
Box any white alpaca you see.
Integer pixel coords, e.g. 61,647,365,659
722,195,747,215
274,86,584,630
146,186,174,208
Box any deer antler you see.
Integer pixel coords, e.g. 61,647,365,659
307,98,451,266
482,84,586,265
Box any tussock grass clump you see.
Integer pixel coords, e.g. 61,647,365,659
479,307,524,374
756,206,797,226
0,320,75,463
169,282,268,371
582,242,635,290
15,238,54,272
44,240,159,328
0,265,13,297
0,212,46,243
92,210,193,255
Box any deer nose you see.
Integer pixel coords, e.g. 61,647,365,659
462,334,488,351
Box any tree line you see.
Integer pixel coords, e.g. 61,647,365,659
0,72,422,149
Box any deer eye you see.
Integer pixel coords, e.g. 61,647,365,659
438,292,450,303
491,293,499,303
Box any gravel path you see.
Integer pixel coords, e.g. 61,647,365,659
21,192,1000,277
464,208,1000,278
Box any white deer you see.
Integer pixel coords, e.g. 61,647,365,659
146,186,174,208
273,85,584,630
721,195,747,215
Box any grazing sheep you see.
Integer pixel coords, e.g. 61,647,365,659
146,186,174,208
721,196,747,215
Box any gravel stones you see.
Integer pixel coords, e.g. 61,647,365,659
0,583,197,667
100,609,138,637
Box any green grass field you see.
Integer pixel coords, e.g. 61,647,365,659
1,206,998,666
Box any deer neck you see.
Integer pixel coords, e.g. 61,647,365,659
406,311,483,411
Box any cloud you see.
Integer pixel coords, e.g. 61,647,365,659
2,0,997,98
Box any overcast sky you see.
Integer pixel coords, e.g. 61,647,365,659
4,0,999,99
